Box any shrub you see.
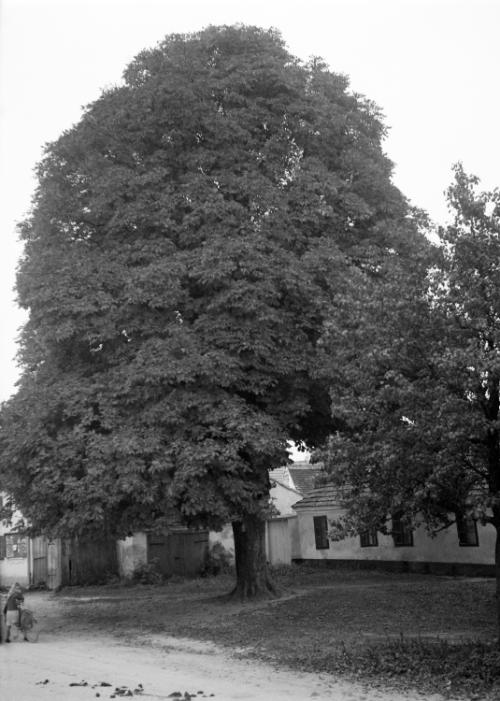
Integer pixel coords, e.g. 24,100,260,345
131,558,163,585
200,543,234,576
27,581,49,591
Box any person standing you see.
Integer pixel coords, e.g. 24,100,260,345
3,582,24,642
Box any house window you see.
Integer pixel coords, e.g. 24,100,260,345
391,513,414,547
456,515,479,547
360,529,378,547
3,534,28,558
313,516,330,550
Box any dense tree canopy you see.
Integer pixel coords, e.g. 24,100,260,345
0,25,425,593
320,164,500,620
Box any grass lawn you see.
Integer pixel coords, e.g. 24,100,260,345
36,566,499,700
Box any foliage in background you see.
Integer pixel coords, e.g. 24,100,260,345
200,542,234,577
320,164,500,626
131,558,164,585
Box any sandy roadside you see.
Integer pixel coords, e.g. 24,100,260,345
0,630,445,701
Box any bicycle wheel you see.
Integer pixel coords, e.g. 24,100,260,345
24,620,40,643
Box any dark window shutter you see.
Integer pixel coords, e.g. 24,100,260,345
313,516,329,550
456,516,479,546
360,530,378,547
392,513,414,547
0,535,6,559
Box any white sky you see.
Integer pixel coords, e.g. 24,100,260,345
1,0,499,404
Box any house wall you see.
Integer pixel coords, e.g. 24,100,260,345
294,505,496,574
0,556,29,588
209,523,235,558
208,477,303,563
269,467,292,488
270,480,302,517
0,500,29,588
211,517,301,565
116,532,148,577
290,516,301,560
266,518,292,565
210,515,300,565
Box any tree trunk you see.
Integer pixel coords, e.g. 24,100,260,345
484,377,500,643
495,526,500,646
231,514,278,600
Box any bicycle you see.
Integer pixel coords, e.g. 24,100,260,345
9,606,40,643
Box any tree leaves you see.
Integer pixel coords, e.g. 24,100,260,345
0,25,421,538
321,164,500,538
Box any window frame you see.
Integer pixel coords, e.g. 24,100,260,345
4,533,28,559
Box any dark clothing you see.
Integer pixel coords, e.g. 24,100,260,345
3,591,24,616
3,589,24,641
5,593,23,611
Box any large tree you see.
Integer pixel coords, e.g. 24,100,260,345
0,25,421,597
321,164,500,628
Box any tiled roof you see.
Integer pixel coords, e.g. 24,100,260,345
269,462,325,495
270,478,302,495
269,467,291,487
288,467,323,495
293,484,347,509
290,461,318,469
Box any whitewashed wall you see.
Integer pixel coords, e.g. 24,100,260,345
116,532,148,577
294,504,496,569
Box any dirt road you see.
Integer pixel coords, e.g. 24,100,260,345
1,631,444,701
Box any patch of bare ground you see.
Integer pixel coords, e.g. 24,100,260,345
25,566,500,700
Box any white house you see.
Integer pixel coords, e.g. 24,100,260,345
292,485,496,575
266,462,323,564
269,461,323,500
208,461,323,566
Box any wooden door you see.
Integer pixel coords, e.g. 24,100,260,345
266,518,291,565
46,541,60,589
178,531,209,576
61,537,118,585
148,531,208,577
147,534,172,574
31,536,48,586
